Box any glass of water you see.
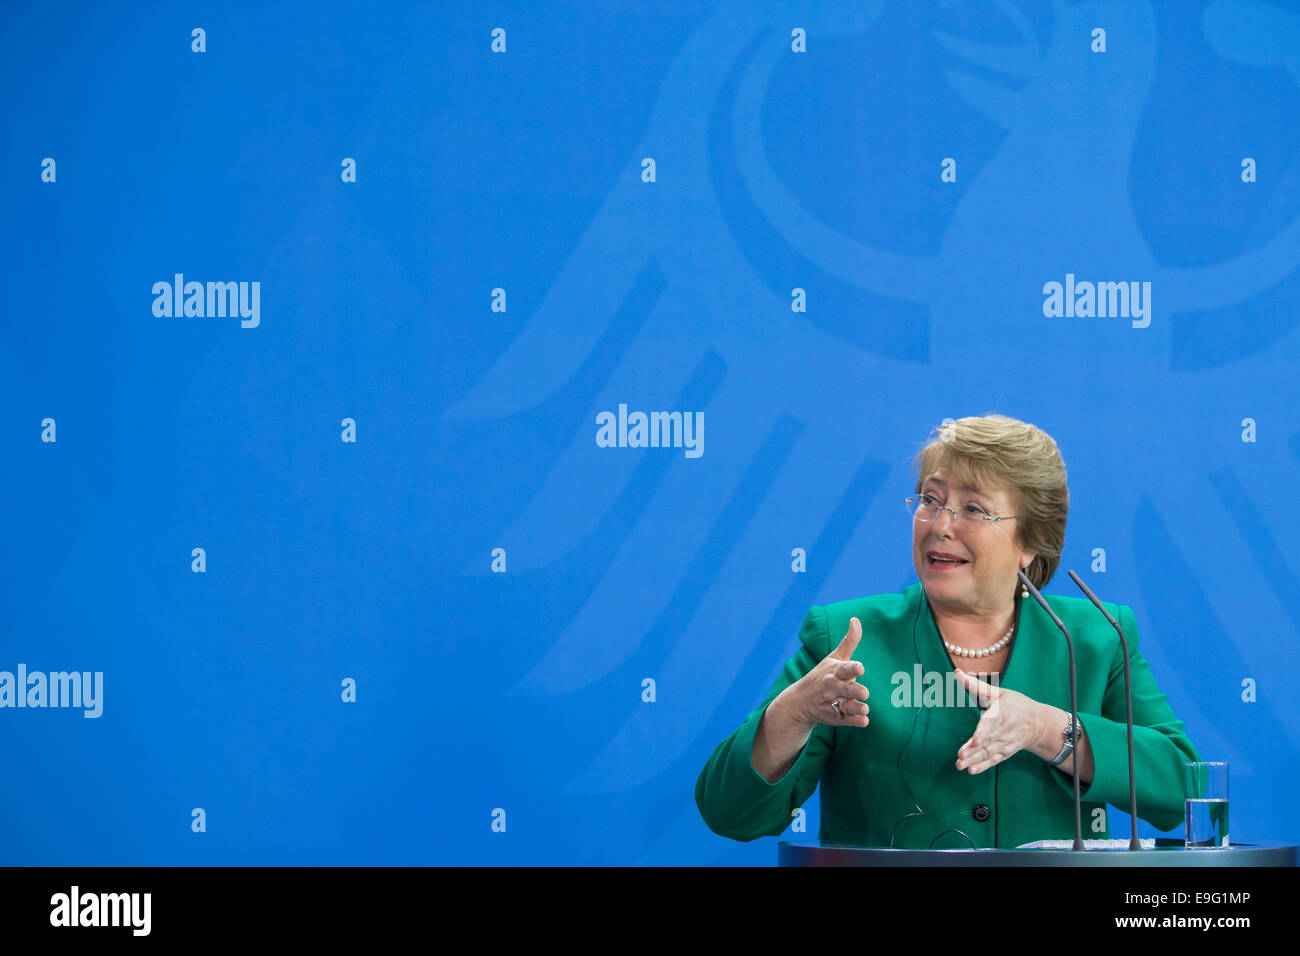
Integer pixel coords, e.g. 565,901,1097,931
1184,761,1229,848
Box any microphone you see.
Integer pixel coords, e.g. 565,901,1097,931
1018,570,1083,851
1067,571,1141,851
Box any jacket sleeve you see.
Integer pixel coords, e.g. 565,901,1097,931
694,606,838,841
1052,603,1201,832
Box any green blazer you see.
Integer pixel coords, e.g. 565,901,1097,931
695,583,1200,848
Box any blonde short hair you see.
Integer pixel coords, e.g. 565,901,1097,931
912,414,1069,591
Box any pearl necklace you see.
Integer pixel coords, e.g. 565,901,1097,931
944,623,1015,659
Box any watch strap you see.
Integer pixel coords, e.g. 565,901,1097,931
1049,714,1080,767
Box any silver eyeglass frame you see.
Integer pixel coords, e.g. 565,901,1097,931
904,494,1018,527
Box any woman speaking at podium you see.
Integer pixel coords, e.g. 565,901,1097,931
695,414,1200,849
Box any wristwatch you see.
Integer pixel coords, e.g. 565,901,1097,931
1049,713,1082,767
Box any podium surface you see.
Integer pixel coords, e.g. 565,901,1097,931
779,842,1298,867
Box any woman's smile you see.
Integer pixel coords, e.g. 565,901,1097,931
926,550,969,571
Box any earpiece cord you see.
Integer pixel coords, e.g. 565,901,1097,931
888,586,974,850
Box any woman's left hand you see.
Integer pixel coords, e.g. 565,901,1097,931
952,668,1047,774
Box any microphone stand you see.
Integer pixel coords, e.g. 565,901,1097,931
1068,570,1141,850
1018,570,1083,851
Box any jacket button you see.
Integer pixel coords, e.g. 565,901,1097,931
973,804,991,822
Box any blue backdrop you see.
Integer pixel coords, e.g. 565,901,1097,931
4,0,1298,865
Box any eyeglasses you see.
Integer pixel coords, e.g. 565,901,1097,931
904,493,1017,528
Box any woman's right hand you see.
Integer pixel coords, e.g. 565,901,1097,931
777,616,870,732
752,617,869,783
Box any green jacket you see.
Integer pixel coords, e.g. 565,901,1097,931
695,583,1200,848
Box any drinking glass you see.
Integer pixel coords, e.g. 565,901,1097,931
1184,761,1229,848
